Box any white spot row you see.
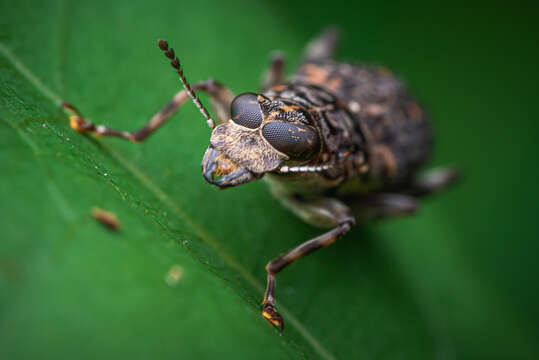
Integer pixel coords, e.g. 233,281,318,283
278,164,330,173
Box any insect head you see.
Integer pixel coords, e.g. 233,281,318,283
202,93,321,188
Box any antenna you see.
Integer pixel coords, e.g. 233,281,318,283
158,40,216,129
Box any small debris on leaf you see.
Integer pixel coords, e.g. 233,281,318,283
92,207,121,231
165,264,184,286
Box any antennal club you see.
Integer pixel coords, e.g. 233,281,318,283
158,39,216,129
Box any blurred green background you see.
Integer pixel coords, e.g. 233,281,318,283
1,0,538,359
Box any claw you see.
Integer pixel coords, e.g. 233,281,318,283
262,303,284,331
69,115,86,132
62,103,95,133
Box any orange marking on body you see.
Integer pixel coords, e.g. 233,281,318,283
272,85,288,91
327,77,342,91
302,64,330,85
280,105,300,112
266,111,280,121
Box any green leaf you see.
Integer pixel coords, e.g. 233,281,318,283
1,1,538,360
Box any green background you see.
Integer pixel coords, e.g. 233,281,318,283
1,0,538,359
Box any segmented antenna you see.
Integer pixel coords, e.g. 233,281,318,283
158,40,216,129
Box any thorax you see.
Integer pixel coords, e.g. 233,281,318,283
263,59,433,198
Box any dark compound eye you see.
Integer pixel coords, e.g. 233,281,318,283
262,121,321,160
230,93,263,129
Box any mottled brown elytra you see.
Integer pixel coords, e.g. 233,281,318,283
64,28,459,330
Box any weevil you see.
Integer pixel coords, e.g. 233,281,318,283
64,28,459,330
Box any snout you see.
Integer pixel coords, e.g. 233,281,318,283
202,146,261,188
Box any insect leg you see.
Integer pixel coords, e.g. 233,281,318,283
350,193,419,220
261,195,355,329
63,79,234,142
263,218,355,330
405,167,461,197
302,26,341,61
262,51,286,89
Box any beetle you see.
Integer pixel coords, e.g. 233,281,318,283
64,27,459,330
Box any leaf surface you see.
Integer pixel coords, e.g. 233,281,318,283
1,1,538,360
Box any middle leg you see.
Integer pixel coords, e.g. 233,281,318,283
261,195,355,329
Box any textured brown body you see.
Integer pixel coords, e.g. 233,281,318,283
264,59,433,197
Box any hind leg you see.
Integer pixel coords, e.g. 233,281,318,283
303,26,341,61
350,193,419,221
406,167,460,197
348,168,459,220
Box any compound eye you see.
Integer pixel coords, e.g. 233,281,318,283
230,93,263,129
262,122,320,160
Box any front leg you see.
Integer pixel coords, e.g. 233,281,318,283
261,195,355,329
64,40,235,142
64,79,234,142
